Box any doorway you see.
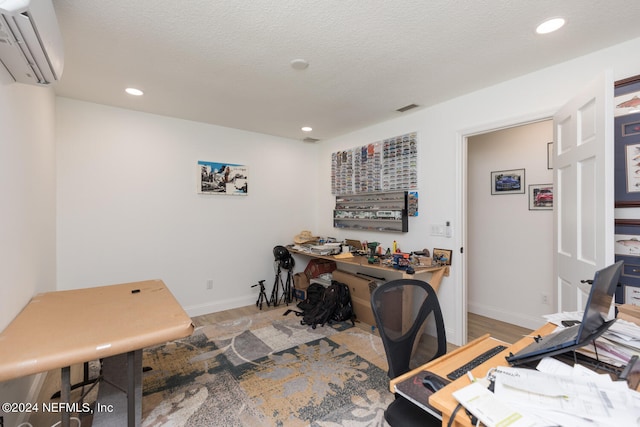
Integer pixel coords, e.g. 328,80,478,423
460,117,554,343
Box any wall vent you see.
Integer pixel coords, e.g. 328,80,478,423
303,137,320,143
396,103,419,113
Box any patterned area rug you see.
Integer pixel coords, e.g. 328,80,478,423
141,307,393,426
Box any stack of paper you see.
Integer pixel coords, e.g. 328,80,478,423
542,312,640,367
493,362,640,426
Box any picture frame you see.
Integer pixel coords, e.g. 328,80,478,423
614,75,640,207
432,248,452,266
547,142,553,169
198,160,248,195
614,219,640,304
528,184,553,210
491,168,525,195
615,219,640,257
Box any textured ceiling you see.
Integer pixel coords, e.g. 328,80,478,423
51,0,640,141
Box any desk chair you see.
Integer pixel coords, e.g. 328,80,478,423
371,279,446,427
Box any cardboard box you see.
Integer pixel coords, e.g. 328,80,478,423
618,304,640,326
332,269,378,327
304,259,337,279
293,272,309,290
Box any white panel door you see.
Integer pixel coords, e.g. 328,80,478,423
554,71,614,312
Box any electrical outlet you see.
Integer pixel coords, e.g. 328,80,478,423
541,293,549,305
206,279,214,290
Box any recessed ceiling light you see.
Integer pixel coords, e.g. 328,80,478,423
125,87,144,96
301,126,313,132
536,18,565,34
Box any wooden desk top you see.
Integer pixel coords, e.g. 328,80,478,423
289,248,449,290
0,280,194,382
390,323,556,427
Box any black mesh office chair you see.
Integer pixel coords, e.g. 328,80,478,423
371,279,446,427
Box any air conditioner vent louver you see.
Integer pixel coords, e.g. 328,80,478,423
396,104,419,113
0,0,64,85
303,137,320,143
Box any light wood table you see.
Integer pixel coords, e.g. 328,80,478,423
0,279,194,427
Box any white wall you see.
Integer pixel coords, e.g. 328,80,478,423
319,37,640,345
0,75,56,423
55,98,319,315
468,121,554,329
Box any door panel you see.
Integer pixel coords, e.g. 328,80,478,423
554,71,614,312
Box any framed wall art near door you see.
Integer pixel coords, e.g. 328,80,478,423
528,184,553,210
614,75,640,207
614,219,640,304
490,168,525,195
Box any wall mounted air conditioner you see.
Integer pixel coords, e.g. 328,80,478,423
0,0,63,85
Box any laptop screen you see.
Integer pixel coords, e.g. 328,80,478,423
578,260,623,340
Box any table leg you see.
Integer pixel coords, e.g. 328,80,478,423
60,366,70,427
127,351,135,427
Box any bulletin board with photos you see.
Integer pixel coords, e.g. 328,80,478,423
331,132,418,195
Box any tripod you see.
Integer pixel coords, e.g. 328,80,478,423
282,268,294,304
270,261,285,307
252,279,269,310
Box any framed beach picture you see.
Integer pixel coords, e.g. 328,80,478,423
198,160,248,195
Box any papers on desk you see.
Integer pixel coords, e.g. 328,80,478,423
453,359,640,426
543,311,640,367
452,382,542,427
493,363,640,426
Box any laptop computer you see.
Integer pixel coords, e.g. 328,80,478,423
506,260,623,366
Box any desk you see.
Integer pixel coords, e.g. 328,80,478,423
390,323,556,427
289,248,450,292
0,279,194,427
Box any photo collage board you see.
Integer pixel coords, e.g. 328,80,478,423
331,132,418,195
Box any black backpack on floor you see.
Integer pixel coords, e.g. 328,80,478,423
297,283,325,312
300,280,355,329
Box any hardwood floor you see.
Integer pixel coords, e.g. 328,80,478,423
194,304,533,348
467,312,533,344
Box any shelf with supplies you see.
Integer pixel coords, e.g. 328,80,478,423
333,191,408,233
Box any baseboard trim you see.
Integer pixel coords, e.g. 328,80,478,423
467,302,545,330
184,295,257,318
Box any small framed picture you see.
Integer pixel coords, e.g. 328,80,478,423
528,184,553,210
432,248,452,266
491,168,525,195
198,160,248,195
615,219,640,256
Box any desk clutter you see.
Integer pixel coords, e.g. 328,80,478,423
453,358,640,427
291,230,446,271
288,238,442,274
